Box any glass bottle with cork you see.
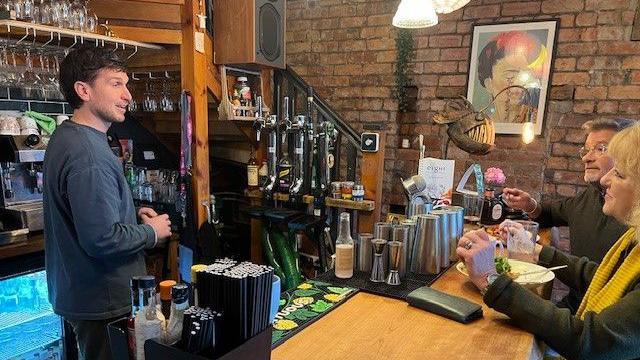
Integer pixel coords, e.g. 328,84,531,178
335,212,354,279
247,147,259,190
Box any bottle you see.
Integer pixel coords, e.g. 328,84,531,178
480,188,506,225
234,77,252,116
134,276,162,360
247,148,259,189
258,161,268,190
127,277,140,359
278,151,292,193
335,212,354,279
159,280,176,321
165,283,189,345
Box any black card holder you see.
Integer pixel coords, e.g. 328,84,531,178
406,286,483,324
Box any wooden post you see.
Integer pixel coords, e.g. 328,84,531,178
181,0,210,228
358,130,386,233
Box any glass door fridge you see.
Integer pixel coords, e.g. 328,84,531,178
0,269,64,360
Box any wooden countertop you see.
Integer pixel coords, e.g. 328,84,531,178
272,266,542,360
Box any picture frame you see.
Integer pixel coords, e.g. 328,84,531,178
466,20,559,136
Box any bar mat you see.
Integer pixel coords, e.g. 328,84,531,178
271,279,358,348
315,269,451,301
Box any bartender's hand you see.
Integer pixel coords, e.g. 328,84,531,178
138,207,158,220
142,213,172,244
502,188,536,212
456,230,497,291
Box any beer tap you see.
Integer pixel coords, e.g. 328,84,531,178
289,115,306,197
263,115,279,195
2,162,14,199
280,96,292,145
252,96,266,142
317,119,333,194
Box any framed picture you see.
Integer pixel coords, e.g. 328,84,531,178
467,20,558,136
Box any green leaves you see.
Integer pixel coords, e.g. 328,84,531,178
293,289,321,297
310,300,333,313
327,286,352,295
394,28,415,112
285,308,319,321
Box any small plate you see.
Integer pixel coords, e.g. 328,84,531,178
456,259,555,285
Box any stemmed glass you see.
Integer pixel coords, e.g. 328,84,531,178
143,78,158,112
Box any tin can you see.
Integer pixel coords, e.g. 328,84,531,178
352,184,365,201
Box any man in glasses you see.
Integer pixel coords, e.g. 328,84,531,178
503,118,633,311
504,118,634,262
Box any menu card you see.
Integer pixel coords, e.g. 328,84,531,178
417,157,455,205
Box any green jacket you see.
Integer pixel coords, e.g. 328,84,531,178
484,246,640,360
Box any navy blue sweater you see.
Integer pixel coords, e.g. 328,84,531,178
43,121,155,320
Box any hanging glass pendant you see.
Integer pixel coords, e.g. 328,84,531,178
431,0,471,14
392,0,438,29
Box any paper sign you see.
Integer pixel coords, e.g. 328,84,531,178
417,157,455,205
143,151,156,160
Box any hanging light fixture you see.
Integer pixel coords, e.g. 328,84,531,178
431,0,471,14
392,0,438,29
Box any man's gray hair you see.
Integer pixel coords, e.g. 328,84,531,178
582,118,636,133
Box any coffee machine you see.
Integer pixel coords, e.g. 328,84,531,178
0,134,48,245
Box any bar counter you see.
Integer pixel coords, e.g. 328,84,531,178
272,266,542,360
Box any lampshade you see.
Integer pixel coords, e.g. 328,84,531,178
392,0,438,29
431,0,471,14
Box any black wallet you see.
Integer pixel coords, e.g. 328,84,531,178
406,286,483,324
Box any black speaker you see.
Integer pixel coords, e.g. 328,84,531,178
214,0,286,69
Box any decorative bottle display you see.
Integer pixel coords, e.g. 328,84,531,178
335,212,354,279
233,76,252,116
480,188,506,225
247,148,259,189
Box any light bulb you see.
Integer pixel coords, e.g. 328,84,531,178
522,122,535,144
392,0,438,28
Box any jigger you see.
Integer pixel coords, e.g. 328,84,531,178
370,239,388,283
386,241,402,286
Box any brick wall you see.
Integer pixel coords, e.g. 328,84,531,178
286,0,640,213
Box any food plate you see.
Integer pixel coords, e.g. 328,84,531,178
456,259,555,285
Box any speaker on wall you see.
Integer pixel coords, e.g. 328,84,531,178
214,0,286,69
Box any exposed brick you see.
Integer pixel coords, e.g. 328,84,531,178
575,12,597,27
609,85,640,99
573,101,595,113
429,35,463,48
415,49,441,62
438,75,467,87
552,72,591,85
554,58,576,72
596,101,619,114
440,48,469,61
502,2,541,16
547,157,568,170
622,56,640,69
585,0,630,10
619,101,640,114
576,56,622,70
557,185,578,197
565,128,587,143
574,86,607,99
463,5,501,19
435,86,466,98
554,170,583,184
597,11,622,25
597,26,626,41
598,41,640,55
541,0,584,14
557,42,599,56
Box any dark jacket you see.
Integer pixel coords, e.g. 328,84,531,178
537,183,627,262
44,121,155,320
484,245,640,360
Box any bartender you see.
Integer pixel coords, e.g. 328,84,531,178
43,46,172,360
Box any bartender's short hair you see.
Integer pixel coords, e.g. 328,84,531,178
582,118,636,134
59,46,128,109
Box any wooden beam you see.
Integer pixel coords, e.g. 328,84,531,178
107,25,182,44
92,0,181,23
205,34,222,102
128,47,180,70
181,0,210,228
358,131,386,233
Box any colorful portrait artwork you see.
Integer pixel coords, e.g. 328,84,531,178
467,21,558,136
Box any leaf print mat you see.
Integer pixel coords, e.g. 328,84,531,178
271,279,358,347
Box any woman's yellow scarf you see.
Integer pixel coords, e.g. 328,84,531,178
577,228,639,319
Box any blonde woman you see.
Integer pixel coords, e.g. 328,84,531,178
457,123,640,359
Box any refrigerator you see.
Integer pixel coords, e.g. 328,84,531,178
0,269,64,360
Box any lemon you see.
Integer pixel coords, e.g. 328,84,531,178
323,293,343,302
297,283,312,290
293,297,314,306
273,319,298,331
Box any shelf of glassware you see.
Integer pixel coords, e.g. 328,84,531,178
0,19,163,51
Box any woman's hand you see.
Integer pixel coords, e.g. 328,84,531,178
456,230,498,291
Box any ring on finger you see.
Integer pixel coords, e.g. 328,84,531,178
463,240,473,250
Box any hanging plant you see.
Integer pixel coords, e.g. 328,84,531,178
394,28,415,112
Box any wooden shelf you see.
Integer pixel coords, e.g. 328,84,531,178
0,20,163,51
244,190,375,212
0,233,44,260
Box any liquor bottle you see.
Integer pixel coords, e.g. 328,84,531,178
258,161,268,190
127,277,140,359
159,280,176,321
278,151,292,193
134,276,162,360
165,283,189,345
247,148,259,190
480,188,506,225
335,212,354,279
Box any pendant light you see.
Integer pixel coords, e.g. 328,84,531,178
392,0,438,29
431,0,471,14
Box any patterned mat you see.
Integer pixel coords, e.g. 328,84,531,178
271,279,358,347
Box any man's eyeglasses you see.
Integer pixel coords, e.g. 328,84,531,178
579,143,608,158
